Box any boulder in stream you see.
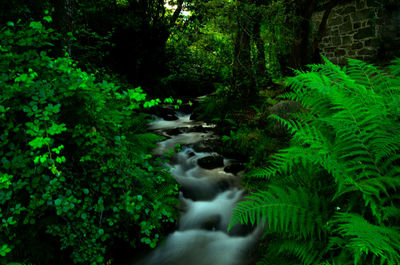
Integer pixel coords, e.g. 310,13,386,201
164,128,182,136
224,163,246,175
197,155,224,170
163,113,179,121
189,125,208,133
201,215,221,231
192,140,214,153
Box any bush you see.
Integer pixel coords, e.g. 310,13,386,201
0,19,178,264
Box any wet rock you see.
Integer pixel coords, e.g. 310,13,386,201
180,186,218,201
201,215,221,231
164,113,179,121
224,163,246,175
197,155,224,170
189,125,208,133
228,223,254,237
192,141,214,153
164,128,182,136
216,179,233,191
153,107,179,121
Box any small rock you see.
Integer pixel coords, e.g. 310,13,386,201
197,155,224,169
189,125,207,133
147,106,177,120
180,186,218,201
228,223,254,236
216,179,233,191
201,215,221,231
165,128,182,136
192,141,214,153
224,163,245,175
164,113,179,121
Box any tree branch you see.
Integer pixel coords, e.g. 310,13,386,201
170,0,184,27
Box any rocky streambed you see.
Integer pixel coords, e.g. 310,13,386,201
135,109,261,265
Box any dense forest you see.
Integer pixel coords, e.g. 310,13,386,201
0,0,399,264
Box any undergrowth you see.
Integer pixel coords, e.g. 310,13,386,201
0,19,178,264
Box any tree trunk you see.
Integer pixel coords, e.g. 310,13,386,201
232,0,255,100
170,0,184,27
253,16,271,88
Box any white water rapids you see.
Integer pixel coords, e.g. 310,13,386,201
137,113,261,265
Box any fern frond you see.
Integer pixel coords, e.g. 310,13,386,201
331,213,400,265
230,185,322,240
277,240,323,265
346,58,392,95
382,206,400,222
389,58,400,76
248,146,312,179
256,251,301,265
251,57,400,265
245,167,276,179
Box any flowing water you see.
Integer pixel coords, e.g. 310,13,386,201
138,112,260,265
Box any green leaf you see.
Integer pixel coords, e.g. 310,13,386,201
14,73,28,82
0,244,12,257
43,16,52,23
54,198,62,206
81,213,87,220
29,21,43,30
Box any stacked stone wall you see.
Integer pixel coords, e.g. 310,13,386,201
312,0,400,65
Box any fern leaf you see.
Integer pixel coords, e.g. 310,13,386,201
331,213,400,265
230,185,322,240
277,240,323,265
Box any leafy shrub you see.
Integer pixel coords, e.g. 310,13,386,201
0,19,178,264
231,57,400,264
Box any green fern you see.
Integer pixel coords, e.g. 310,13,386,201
235,57,400,264
230,185,323,239
330,213,400,265
277,240,323,265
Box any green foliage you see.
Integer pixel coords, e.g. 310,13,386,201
0,20,178,264
162,0,235,96
163,39,228,95
222,126,274,166
233,57,400,264
260,0,297,78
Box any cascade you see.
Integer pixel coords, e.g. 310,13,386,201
137,111,260,265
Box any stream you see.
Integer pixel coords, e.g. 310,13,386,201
136,110,261,265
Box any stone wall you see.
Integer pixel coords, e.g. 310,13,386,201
312,0,400,65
